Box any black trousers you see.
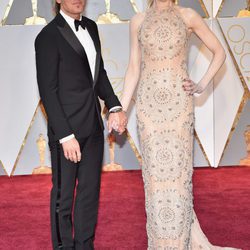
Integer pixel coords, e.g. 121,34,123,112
49,127,104,250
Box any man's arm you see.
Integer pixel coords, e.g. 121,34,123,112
92,23,127,133
35,30,81,163
97,55,127,133
96,56,121,109
35,31,72,140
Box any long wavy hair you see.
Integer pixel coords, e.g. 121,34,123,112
147,0,176,8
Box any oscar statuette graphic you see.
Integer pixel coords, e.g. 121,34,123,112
97,0,138,23
237,0,250,17
97,0,124,23
240,125,250,166
103,132,123,171
24,0,46,25
32,133,51,174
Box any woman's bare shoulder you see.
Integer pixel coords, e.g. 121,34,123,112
130,12,146,28
175,6,202,27
176,5,199,17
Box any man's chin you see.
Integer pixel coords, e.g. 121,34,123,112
74,4,84,12
71,9,84,15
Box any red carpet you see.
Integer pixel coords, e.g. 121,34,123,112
0,167,249,250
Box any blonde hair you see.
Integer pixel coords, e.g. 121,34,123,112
147,0,176,8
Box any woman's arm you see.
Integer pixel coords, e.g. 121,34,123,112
182,8,226,94
121,13,144,111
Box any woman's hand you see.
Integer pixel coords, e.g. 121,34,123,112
182,78,204,95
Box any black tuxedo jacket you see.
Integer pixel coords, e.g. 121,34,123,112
35,14,121,142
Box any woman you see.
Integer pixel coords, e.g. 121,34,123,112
121,0,240,249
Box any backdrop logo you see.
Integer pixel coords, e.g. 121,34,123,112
226,22,250,91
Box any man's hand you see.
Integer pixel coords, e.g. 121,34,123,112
108,111,127,135
62,138,81,163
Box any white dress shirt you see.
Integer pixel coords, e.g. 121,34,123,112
60,10,96,79
59,11,121,144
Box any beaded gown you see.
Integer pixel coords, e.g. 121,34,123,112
136,5,239,250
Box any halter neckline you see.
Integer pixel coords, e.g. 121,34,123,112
152,3,176,13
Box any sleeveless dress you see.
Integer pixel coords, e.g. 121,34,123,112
136,5,239,250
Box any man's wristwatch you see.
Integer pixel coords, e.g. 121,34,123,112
109,107,123,113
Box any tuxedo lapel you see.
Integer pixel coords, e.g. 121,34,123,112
55,14,93,80
84,18,101,87
57,23,85,59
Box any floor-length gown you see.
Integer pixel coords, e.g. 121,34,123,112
136,5,239,250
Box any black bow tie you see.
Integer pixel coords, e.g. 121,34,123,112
74,18,86,31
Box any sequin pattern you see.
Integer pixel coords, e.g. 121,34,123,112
135,5,217,250
136,6,240,250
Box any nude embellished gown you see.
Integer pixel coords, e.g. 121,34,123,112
135,5,239,250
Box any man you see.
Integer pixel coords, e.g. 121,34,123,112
35,0,127,249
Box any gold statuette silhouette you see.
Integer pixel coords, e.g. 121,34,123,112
237,0,250,17
97,0,124,23
97,0,139,24
24,0,46,25
32,133,51,174
103,132,123,171
240,125,250,166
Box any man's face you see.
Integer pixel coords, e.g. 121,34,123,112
56,0,85,16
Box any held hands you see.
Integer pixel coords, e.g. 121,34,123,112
62,138,81,163
62,111,128,162
108,111,128,135
182,78,204,95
